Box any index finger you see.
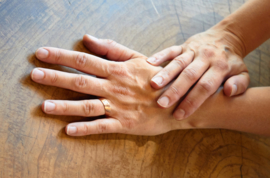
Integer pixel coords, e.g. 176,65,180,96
35,47,111,77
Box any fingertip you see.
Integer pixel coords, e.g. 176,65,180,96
151,76,164,88
43,101,56,113
41,101,46,113
83,34,98,47
147,57,159,65
150,80,162,89
224,73,249,97
35,48,49,59
223,83,233,96
157,96,170,108
230,84,237,96
65,125,68,135
173,109,185,121
84,34,98,41
30,69,34,80
82,34,89,41
31,68,45,81
66,125,78,136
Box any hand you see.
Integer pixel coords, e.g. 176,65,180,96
146,28,250,120
31,35,195,136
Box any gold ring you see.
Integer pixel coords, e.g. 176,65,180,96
99,98,111,114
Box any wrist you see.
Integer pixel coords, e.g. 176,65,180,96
209,17,247,58
182,88,229,130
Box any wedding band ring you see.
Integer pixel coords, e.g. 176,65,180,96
99,98,111,114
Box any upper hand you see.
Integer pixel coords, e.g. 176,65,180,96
146,29,250,120
31,35,195,136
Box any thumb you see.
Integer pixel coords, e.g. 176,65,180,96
223,72,250,97
83,34,144,61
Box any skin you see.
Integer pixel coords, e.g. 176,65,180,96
31,35,270,136
31,35,194,136
143,0,270,121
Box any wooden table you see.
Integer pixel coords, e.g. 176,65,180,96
1,0,270,177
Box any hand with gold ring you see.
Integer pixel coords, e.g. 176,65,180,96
31,34,270,137
99,98,111,114
31,35,197,136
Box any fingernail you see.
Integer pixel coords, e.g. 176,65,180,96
67,126,77,135
230,84,237,96
36,48,49,59
174,109,185,120
31,69,44,80
152,76,163,86
87,34,98,41
147,57,157,64
44,101,55,112
158,96,170,107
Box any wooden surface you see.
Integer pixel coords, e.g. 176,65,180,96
1,0,270,177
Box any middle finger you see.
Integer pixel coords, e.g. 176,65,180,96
31,68,109,97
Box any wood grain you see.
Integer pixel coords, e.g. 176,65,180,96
1,0,270,177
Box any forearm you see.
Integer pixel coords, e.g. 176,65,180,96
211,0,270,57
190,87,270,136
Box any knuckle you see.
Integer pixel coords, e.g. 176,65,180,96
201,47,215,59
83,101,95,116
158,71,170,81
74,75,87,89
97,121,107,134
182,68,197,81
51,72,58,83
184,98,198,110
198,79,214,93
122,119,134,130
104,39,117,46
214,59,229,71
63,102,69,113
54,49,62,63
153,53,163,59
112,85,129,96
117,49,128,61
169,85,181,96
153,51,166,59
75,53,87,68
126,120,134,130
174,56,186,69
82,124,89,135
108,64,128,76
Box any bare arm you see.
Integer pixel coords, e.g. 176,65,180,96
190,87,270,136
144,0,270,121
214,0,270,57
